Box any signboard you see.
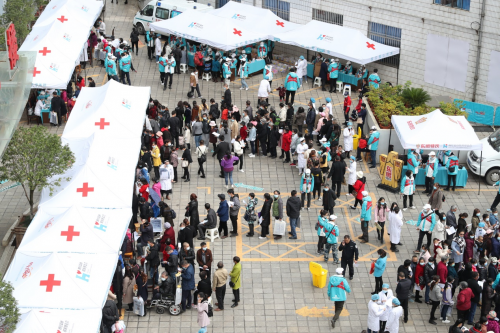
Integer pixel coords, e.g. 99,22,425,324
454,99,495,126
5,23,19,70
150,218,162,233
377,151,403,193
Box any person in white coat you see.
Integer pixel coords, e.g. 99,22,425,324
258,79,271,103
295,55,308,86
155,35,162,63
296,137,308,175
159,160,174,200
343,122,355,156
388,206,403,253
378,283,394,333
432,213,446,244
385,298,403,333
367,294,386,333
346,157,357,195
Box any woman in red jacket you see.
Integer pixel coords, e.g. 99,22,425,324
281,127,292,163
456,281,474,320
350,172,366,209
414,256,426,303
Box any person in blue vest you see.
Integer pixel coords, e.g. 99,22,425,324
263,64,273,87
104,43,113,57
327,267,351,329
400,169,416,211
186,41,196,53
238,58,249,91
445,152,459,191
106,54,118,81
407,149,420,175
423,151,438,195
222,58,232,86
284,68,301,105
356,65,368,79
212,54,221,82
319,214,340,263
367,126,380,169
145,30,154,61
415,204,436,252
257,42,267,59
163,54,176,91
343,61,353,75
119,51,132,85
360,191,373,243
158,51,166,85
328,59,340,93
368,69,381,89
244,44,253,61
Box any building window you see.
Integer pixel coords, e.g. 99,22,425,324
312,8,343,26
215,0,241,9
433,0,470,11
263,0,290,21
368,22,402,68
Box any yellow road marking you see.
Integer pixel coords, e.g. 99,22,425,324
196,187,211,194
296,306,349,318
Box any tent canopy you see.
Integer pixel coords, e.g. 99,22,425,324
273,20,400,65
15,309,103,333
19,0,102,88
209,1,300,40
150,9,269,51
391,109,483,150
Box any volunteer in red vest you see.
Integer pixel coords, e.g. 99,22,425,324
423,151,439,195
343,91,352,125
360,191,373,243
367,126,380,169
445,151,459,191
415,204,437,253
368,68,381,89
284,68,301,105
328,58,340,93
327,267,351,329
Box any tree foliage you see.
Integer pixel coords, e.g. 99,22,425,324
0,126,75,217
0,277,20,332
366,81,467,127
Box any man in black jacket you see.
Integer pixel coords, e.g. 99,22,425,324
173,47,182,74
338,235,358,280
164,247,179,281
322,183,337,214
305,103,316,136
327,156,346,198
424,257,437,304
102,299,119,332
222,84,232,109
268,124,279,158
395,272,411,323
194,270,212,305
209,99,220,119
169,111,181,148
213,135,230,178
467,272,482,325
397,259,412,281
50,92,66,126
256,119,268,156
286,190,301,239
198,203,218,239
146,240,160,285
154,271,175,299
138,217,153,256
446,205,458,242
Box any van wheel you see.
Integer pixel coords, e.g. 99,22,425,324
485,168,500,185
136,23,145,35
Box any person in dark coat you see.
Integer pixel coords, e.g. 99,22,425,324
180,145,193,182
138,217,153,256
111,260,123,311
101,299,119,333
178,219,194,249
146,240,160,286
173,46,182,74
186,194,200,229
130,28,140,55
327,156,346,198
136,270,149,315
319,59,329,92
259,193,272,239
466,272,483,324
481,278,495,317
256,120,268,156
267,124,279,158
322,183,337,215
193,271,212,305
213,135,231,177
198,204,218,240
169,111,181,148
488,257,499,280
223,84,232,109
50,92,66,126
180,261,195,313
179,241,196,266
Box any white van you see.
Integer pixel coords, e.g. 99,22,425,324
133,0,214,34
467,129,500,185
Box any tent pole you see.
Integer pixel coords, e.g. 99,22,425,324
388,127,392,152
479,150,483,195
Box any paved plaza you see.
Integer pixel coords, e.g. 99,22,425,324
2,1,498,332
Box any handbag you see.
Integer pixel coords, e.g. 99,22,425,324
351,190,358,197
229,272,240,288
375,222,382,231
181,160,189,168
199,148,207,163
369,261,375,275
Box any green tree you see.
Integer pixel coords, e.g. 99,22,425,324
0,126,75,218
0,277,20,332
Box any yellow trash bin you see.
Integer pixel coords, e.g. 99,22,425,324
353,126,362,150
309,261,328,288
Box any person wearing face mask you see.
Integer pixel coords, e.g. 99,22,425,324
229,256,242,308
432,213,446,246
414,257,426,303
179,240,195,267
322,184,337,215
359,191,373,243
319,214,340,263
489,207,499,228
374,197,390,244
423,151,439,195
377,283,393,332
415,204,437,253
327,267,351,329
466,271,482,325
196,242,213,281
300,169,314,210
428,182,443,215
471,208,482,236
475,221,487,240
423,257,437,304
446,205,459,242
151,142,161,180
343,122,354,156
388,205,403,252
271,190,284,240
366,294,386,333
145,240,160,285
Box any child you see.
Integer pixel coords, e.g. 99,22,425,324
276,84,285,102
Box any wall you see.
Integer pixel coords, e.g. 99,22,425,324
196,0,500,108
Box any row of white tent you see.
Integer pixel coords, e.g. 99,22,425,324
151,1,399,65
19,0,103,89
5,80,150,332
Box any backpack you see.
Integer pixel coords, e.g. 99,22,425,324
205,303,213,317
202,120,210,134
169,209,177,219
187,91,194,98
442,194,445,202
350,109,358,121
210,104,220,119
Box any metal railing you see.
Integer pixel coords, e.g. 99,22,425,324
312,8,343,26
368,22,401,68
262,0,290,21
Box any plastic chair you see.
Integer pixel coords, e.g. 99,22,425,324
205,228,220,242
180,64,188,74
202,72,212,82
313,77,322,87
343,84,352,96
336,81,343,92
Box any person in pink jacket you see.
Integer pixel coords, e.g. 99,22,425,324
152,178,161,197
220,152,239,189
374,197,390,244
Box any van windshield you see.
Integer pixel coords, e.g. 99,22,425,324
488,128,500,152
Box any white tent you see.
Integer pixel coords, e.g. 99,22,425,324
209,1,300,40
391,109,483,150
150,9,269,51
4,251,117,310
19,0,102,88
273,20,400,65
15,308,102,333
19,206,131,254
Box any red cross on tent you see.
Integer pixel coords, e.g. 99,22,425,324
33,67,41,77
233,28,242,36
60,226,80,241
39,47,51,56
95,118,110,129
366,42,375,50
57,16,68,23
76,183,94,197
276,20,284,27
40,274,61,292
